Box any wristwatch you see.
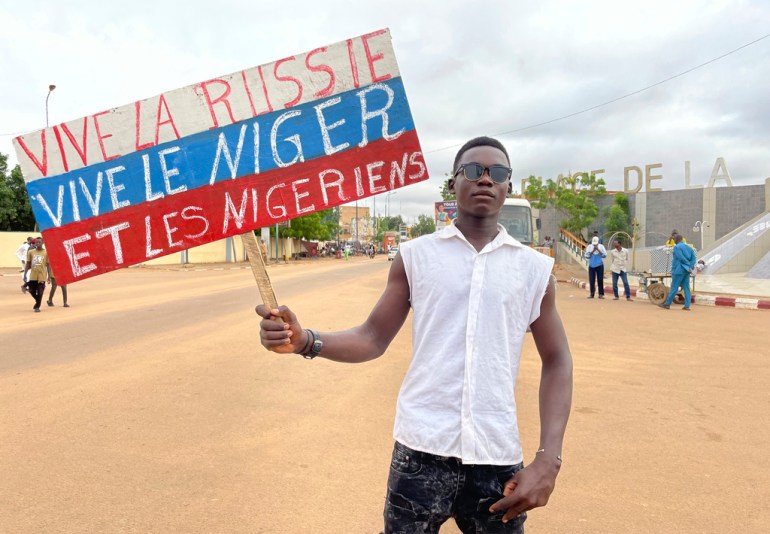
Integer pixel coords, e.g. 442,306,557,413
304,329,323,359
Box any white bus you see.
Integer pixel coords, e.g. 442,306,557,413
499,198,539,246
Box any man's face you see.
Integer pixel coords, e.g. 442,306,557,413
614,241,621,250
448,145,511,218
35,238,43,249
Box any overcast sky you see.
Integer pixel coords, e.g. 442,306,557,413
1,0,768,221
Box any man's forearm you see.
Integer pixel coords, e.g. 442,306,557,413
538,353,573,456
312,325,388,363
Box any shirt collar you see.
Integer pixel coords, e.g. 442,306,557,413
439,219,527,251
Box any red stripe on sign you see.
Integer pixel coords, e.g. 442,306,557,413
43,131,426,285
714,297,736,307
757,300,770,310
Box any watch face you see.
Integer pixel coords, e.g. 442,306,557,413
311,339,323,353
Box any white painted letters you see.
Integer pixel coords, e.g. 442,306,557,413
292,178,315,214
158,146,187,195
106,165,130,209
357,83,405,148
96,222,131,264
270,110,305,168
63,234,96,277
315,97,350,155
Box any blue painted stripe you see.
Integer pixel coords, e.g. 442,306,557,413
29,77,414,231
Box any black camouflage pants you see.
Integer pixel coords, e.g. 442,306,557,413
382,441,525,534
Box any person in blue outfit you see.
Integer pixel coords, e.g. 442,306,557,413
584,236,607,299
659,233,697,310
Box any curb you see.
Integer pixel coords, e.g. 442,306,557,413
567,277,770,311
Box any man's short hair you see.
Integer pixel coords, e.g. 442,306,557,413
453,136,510,173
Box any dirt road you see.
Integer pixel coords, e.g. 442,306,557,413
1,258,767,533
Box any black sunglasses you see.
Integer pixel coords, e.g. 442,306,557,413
454,163,512,184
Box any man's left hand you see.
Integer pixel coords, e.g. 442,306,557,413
489,453,561,523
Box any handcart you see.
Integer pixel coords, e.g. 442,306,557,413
634,248,696,306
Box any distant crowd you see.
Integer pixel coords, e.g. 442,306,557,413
14,236,68,313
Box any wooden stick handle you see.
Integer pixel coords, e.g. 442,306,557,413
241,231,279,311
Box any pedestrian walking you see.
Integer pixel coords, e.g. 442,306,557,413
24,237,50,313
15,237,34,293
659,234,696,311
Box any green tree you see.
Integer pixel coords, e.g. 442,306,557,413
320,208,340,242
279,209,335,241
440,173,456,200
374,215,405,243
0,173,15,229
410,214,436,238
524,172,607,235
0,153,36,231
602,193,632,239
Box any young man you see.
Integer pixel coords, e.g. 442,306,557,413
584,236,607,299
15,237,34,293
659,233,696,311
24,237,51,313
610,240,633,301
256,136,573,533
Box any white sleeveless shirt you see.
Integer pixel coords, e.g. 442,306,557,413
395,222,553,464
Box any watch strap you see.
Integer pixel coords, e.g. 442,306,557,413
303,329,322,359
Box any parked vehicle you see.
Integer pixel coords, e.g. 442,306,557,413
499,198,540,246
387,247,399,261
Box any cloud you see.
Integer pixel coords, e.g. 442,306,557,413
1,0,768,221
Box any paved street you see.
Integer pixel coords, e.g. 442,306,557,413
1,257,768,533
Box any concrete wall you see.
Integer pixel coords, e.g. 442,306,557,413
722,220,770,274
545,180,769,251
715,185,766,239
642,189,705,247
700,212,770,274
2,232,34,268
538,207,563,245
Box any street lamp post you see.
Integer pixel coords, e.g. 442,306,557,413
693,220,709,251
45,84,56,127
386,191,397,218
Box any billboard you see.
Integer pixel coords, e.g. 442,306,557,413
435,201,457,228
14,29,427,284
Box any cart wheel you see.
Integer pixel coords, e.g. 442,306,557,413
648,282,667,305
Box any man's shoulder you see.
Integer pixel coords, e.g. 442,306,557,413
401,232,440,251
516,244,555,272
